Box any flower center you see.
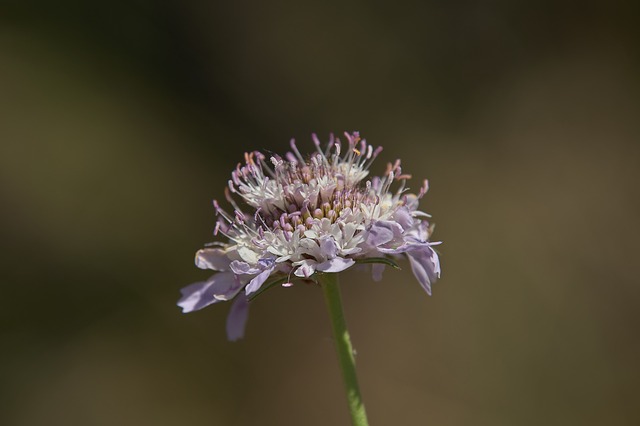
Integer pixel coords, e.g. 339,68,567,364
216,132,413,242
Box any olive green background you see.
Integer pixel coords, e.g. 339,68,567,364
1,1,638,425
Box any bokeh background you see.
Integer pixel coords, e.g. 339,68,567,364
1,1,639,425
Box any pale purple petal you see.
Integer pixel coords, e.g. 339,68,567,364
213,274,245,301
316,257,355,273
406,246,441,295
340,247,362,255
366,223,395,247
405,220,431,242
244,267,275,295
319,236,338,258
393,206,414,231
378,244,414,254
366,221,404,248
257,256,276,268
377,246,406,254
195,248,231,271
378,241,437,255
294,260,317,278
178,271,240,312
230,260,261,275
431,249,441,278
178,280,218,313
226,295,249,341
372,263,385,282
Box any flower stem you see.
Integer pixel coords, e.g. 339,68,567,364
320,273,370,426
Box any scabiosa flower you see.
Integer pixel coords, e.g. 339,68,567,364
178,132,441,340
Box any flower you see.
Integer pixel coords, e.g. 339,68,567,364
178,132,441,340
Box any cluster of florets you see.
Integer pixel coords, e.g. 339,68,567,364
178,132,441,340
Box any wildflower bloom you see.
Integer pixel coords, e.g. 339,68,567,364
178,132,441,340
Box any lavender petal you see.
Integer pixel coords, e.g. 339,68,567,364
294,260,317,278
195,248,231,271
406,246,441,295
393,206,414,230
366,223,395,247
230,260,261,275
244,267,275,295
226,295,249,341
319,236,338,258
178,271,240,312
366,221,404,248
316,257,355,273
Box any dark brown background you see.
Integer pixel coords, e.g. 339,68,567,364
1,1,639,425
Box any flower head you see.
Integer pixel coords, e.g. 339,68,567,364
178,132,441,340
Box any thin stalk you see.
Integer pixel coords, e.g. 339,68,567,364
320,273,370,426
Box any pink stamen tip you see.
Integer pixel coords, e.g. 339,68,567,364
284,153,295,163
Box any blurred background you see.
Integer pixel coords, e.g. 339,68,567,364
1,1,639,425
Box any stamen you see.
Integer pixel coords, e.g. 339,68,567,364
290,138,306,163
285,152,297,163
366,145,373,159
225,187,243,212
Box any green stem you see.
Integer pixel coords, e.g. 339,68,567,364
320,273,370,426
